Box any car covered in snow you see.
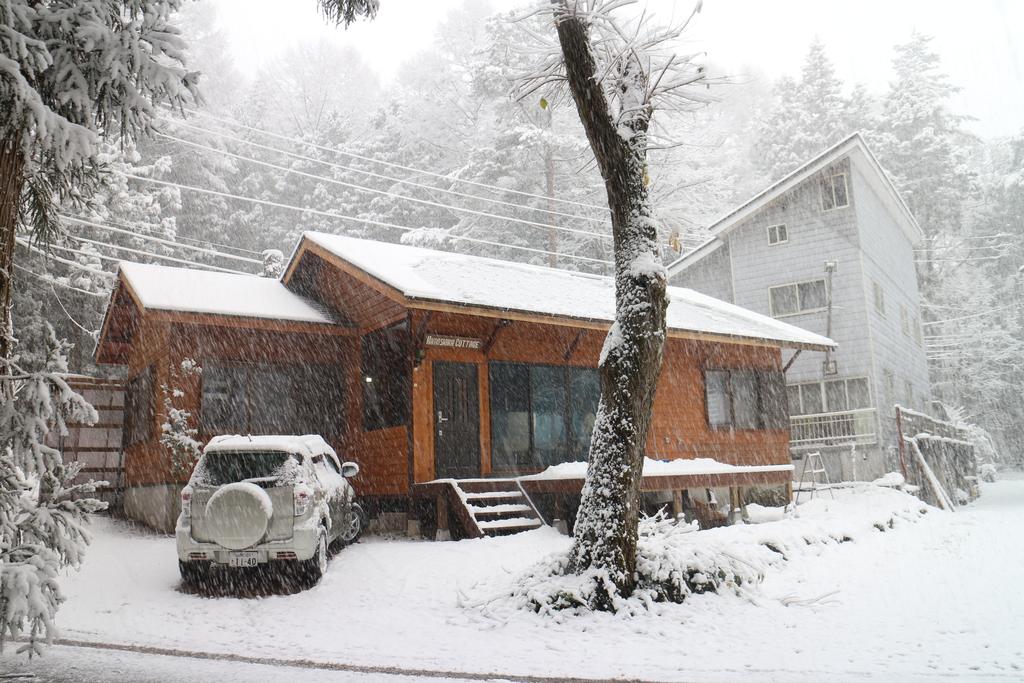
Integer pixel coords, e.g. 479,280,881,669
176,434,365,588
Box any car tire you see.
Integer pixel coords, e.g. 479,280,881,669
335,503,366,548
178,560,209,590
297,527,328,588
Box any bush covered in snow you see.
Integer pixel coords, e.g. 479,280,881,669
484,485,931,616
979,463,998,483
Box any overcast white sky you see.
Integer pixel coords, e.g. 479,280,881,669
210,0,1023,138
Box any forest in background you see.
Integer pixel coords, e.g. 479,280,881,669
13,0,1022,457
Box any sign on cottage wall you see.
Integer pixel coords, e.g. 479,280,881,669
425,335,483,350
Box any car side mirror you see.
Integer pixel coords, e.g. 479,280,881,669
341,462,359,478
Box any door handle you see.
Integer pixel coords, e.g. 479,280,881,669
437,411,449,424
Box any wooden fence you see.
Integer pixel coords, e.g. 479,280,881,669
45,375,125,508
895,405,978,510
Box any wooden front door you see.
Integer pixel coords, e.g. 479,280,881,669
433,362,480,479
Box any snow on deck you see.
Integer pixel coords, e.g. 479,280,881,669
519,456,794,481
118,261,336,325
302,232,835,350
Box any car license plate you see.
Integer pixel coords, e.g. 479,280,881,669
228,552,259,568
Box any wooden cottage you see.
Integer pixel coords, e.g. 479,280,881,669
96,233,834,535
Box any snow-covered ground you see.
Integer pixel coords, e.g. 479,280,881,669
10,478,1024,682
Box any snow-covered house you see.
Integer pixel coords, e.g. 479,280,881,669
96,234,832,534
668,133,930,482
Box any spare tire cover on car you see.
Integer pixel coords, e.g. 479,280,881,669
204,482,274,550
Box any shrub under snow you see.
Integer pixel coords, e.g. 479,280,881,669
483,485,931,617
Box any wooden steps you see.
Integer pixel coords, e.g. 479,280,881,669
451,479,543,537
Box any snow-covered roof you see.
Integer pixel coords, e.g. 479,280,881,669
667,133,924,276
295,232,835,351
204,434,336,458
117,261,336,325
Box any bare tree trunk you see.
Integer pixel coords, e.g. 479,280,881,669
0,139,25,369
553,3,668,605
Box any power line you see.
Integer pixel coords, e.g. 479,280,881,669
17,239,116,280
117,171,615,267
69,233,252,274
156,131,612,242
62,214,263,266
13,264,109,299
181,107,613,214
169,119,610,226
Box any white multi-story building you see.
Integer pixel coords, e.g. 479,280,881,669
668,133,930,481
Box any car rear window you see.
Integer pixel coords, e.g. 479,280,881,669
200,451,298,486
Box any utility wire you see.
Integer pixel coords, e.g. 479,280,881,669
62,214,263,265
69,234,253,274
169,119,610,226
156,131,612,242
117,171,614,267
181,107,613,214
13,264,109,299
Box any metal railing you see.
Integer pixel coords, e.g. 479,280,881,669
790,407,877,446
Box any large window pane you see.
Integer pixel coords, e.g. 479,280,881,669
786,385,802,415
847,378,871,409
770,285,799,317
489,363,531,471
361,324,411,431
530,366,567,467
297,365,345,438
798,280,827,311
825,379,849,412
201,364,245,433
731,371,760,429
800,383,824,415
705,370,730,427
249,365,295,434
569,368,600,461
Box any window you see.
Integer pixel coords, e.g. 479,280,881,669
788,377,872,415
913,316,922,346
900,305,909,336
489,363,600,471
123,365,154,446
820,172,849,210
883,369,895,407
873,281,886,316
704,368,788,430
200,362,344,437
769,279,827,317
904,380,914,407
767,224,788,245
361,323,411,431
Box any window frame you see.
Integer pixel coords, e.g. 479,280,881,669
872,280,886,316
768,278,828,318
900,304,910,336
766,223,788,246
787,376,873,415
487,361,600,472
200,360,344,438
820,172,850,211
704,367,788,431
123,365,155,447
361,322,411,432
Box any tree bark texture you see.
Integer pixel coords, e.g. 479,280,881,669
552,2,669,604
0,139,25,367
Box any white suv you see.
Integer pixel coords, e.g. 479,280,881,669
176,435,365,588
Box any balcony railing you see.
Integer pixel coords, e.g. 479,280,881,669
790,408,877,446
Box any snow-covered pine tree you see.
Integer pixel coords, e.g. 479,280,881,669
753,39,875,180
517,0,709,607
0,0,198,365
0,324,103,656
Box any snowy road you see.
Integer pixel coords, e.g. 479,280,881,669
3,477,1022,682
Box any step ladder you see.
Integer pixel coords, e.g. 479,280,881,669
795,451,834,504
450,479,544,537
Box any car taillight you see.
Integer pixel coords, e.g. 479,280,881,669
294,489,311,516
181,488,192,518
